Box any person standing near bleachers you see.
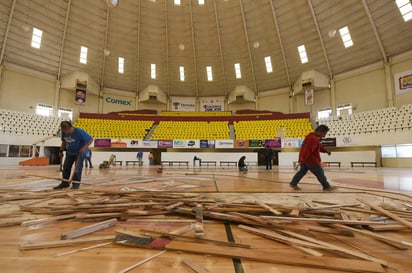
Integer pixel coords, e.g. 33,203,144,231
54,121,93,190
263,145,274,171
84,148,93,168
137,151,143,166
148,151,154,165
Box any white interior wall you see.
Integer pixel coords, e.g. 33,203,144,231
279,151,377,168
161,152,258,166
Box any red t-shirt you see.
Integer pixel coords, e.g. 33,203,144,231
298,132,328,166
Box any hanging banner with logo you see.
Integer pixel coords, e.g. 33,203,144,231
304,88,314,105
199,96,225,112
75,80,87,104
394,70,412,95
171,96,196,111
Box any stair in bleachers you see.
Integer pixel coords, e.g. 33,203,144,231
145,124,157,140
229,124,235,139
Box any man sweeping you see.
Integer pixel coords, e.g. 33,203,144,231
54,121,93,190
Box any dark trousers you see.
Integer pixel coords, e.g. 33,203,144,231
85,157,92,168
265,158,272,170
290,164,331,189
63,153,85,182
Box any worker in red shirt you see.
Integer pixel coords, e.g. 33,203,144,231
289,125,337,191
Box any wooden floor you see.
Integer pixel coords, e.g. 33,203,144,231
0,164,411,273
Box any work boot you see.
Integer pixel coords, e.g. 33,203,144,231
289,183,302,190
323,185,338,192
71,182,80,189
53,181,70,190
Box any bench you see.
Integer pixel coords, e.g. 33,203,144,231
201,161,216,167
293,161,341,168
161,161,189,167
220,161,237,167
324,161,341,167
113,160,123,166
125,160,142,166
246,161,258,166
351,162,377,167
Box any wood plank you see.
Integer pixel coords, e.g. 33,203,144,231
139,229,251,248
255,201,282,215
164,241,385,273
332,224,410,250
182,259,212,273
61,218,117,240
358,198,412,229
20,235,114,250
278,229,389,267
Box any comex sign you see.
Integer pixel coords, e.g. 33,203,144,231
105,97,132,106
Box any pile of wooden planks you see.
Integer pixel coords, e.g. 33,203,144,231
0,187,411,272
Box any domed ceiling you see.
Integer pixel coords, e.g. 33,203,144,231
0,0,411,98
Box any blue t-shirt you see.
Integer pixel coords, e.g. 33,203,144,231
61,128,92,156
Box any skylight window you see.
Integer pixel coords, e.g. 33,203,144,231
180,66,185,81
396,0,412,22
234,63,242,79
206,66,213,81
198,0,205,5
31,27,43,49
297,45,308,64
80,46,88,64
174,0,181,5
339,26,353,48
151,64,156,79
118,57,124,74
264,56,273,73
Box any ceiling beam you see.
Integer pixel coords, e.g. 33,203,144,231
213,0,228,97
239,0,258,96
189,0,199,97
135,1,141,96
165,1,170,100
100,4,109,90
307,0,333,78
269,0,291,90
0,0,17,66
361,0,387,63
57,0,72,80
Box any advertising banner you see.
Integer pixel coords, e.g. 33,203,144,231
158,140,173,148
394,70,412,95
94,139,111,147
304,88,314,105
141,140,158,148
199,96,225,112
173,140,199,148
234,139,249,148
170,96,196,111
321,138,337,147
128,139,143,148
249,139,265,148
265,138,281,148
281,138,301,148
215,140,234,148
200,140,215,148
75,80,87,105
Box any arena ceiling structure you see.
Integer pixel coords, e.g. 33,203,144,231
0,0,412,101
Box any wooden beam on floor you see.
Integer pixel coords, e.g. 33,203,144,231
61,218,117,240
182,259,212,273
20,235,114,250
358,198,412,229
164,240,385,273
